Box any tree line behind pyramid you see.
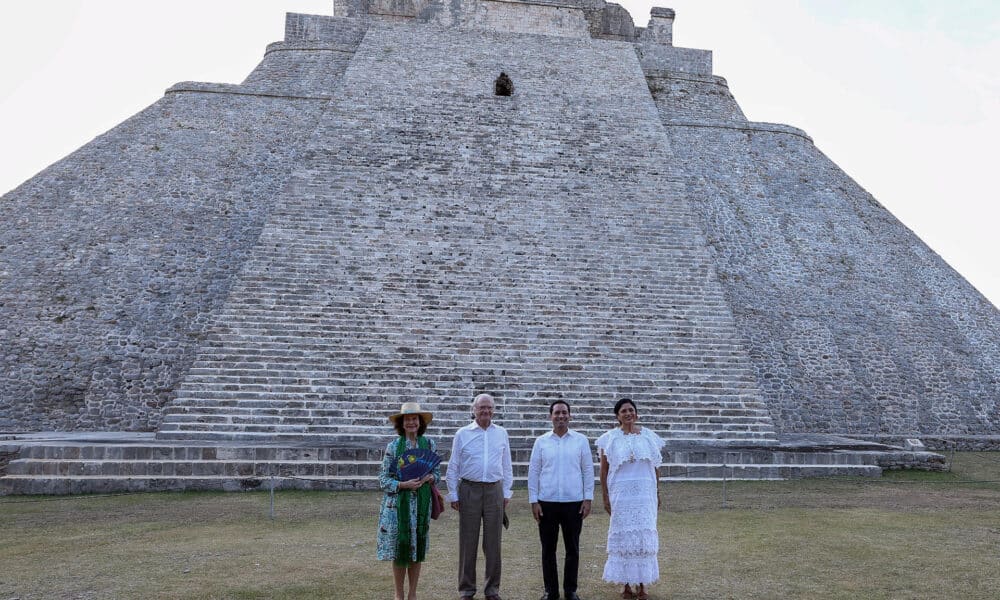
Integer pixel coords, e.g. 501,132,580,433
1,0,997,451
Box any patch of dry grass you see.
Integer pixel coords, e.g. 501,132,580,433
1,453,998,599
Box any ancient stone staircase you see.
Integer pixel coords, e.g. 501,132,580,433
1,435,893,495
158,396,774,445
155,21,778,456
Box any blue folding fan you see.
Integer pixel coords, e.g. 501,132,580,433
396,447,442,481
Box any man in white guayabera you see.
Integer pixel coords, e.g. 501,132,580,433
528,400,593,600
446,393,513,600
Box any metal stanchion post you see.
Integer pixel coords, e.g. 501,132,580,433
269,476,276,520
722,461,728,508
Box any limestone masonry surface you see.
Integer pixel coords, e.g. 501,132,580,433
0,1,995,493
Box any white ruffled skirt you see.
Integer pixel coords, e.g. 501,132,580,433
603,460,660,584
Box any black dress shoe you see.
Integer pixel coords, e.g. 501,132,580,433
539,594,559,600
565,593,582,600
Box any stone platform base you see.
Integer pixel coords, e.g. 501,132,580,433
0,432,947,496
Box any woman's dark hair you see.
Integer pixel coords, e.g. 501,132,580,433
614,397,637,416
394,414,428,437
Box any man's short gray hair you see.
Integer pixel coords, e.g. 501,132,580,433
473,393,494,409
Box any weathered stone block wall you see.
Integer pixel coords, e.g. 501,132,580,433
242,42,359,96
467,0,590,37
0,15,368,432
650,71,1000,437
0,92,328,431
637,44,712,76
333,0,430,20
581,1,635,41
640,6,675,45
646,71,743,122
0,446,16,476
285,12,370,43
336,0,638,40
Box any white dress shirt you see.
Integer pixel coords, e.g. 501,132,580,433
527,429,595,504
446,421,514,502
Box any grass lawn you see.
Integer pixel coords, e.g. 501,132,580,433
1,453,998,599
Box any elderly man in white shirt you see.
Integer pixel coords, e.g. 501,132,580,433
446,393,514,600
528,400,594,600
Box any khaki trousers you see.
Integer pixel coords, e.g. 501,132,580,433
458,479,504,597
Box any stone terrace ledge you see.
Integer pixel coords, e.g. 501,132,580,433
0,431,947,496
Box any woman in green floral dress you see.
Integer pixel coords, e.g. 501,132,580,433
377,402,441,600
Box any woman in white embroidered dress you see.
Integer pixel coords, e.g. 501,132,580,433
596,398,665,600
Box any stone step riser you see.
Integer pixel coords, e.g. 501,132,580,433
185,372,752,384
160,411,770,421
157,420,776,433
5,460,875,478
218,284,734,293
171,386,760,399
180,359,753,383
207,328,745,340
179,364,760,376
211,315,738,325
13,444,859,465
159,413,770,425
184,353,755,365
0,464,883,495
226,266,729,276
184,356,754,368
210,310,741,323
164,421,771,434
178,375,757,384
165,401,771,412
160,398,769,409
210,311,743,323
211,325,739,334
153,431,779,445
156,422,775,434
159,414,773,427
168,389,762,401
190,340,749,349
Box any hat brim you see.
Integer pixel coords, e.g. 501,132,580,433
388,412,433,425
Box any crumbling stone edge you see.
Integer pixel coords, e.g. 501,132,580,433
0,445,20,478
873,450,949,472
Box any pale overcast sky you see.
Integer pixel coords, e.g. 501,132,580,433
1,1,997,309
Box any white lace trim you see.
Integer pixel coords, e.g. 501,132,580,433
606,529,659,555
602,554,660,585
595,427,665,475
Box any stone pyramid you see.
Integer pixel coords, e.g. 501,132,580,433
0,1,992,493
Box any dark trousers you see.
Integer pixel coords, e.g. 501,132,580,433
538,500,583,597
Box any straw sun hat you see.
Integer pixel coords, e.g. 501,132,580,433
388,402,433,425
